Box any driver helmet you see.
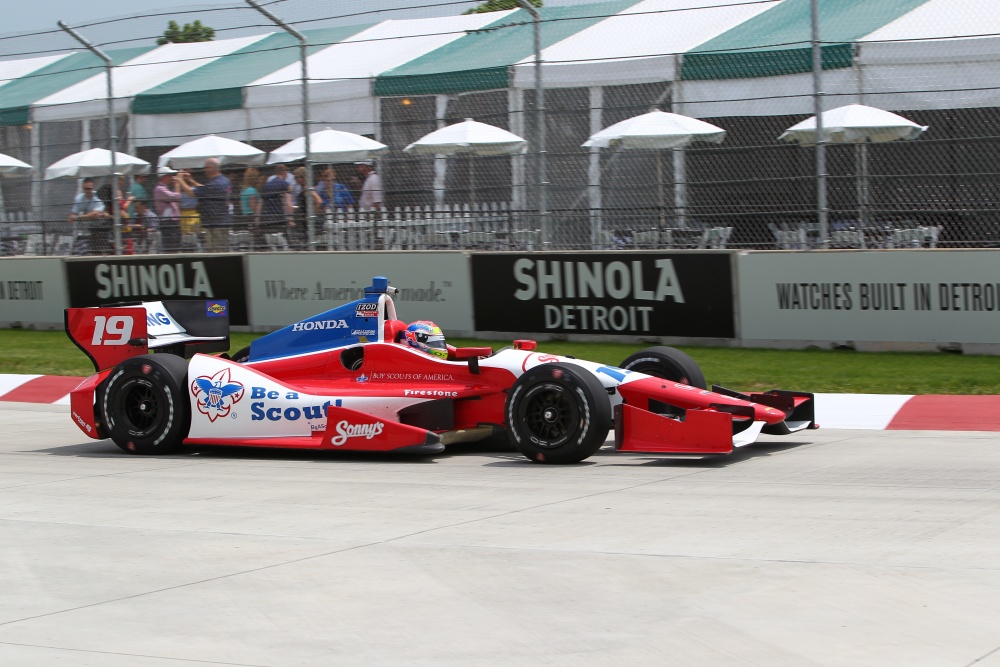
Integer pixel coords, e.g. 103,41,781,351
403,320,447,359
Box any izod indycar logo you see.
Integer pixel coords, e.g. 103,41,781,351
191,368,245,422
291,319,348,332
330,420,385,446
356,302,378,318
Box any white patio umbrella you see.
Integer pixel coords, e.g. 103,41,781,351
267,128,388,164
583,110,726,150
583,110,726,229
44,148,150,180
404,119,527,204
779,104,928,226
158,134,265,169
0,152,32,176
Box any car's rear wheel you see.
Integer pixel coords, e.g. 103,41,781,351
103,354,190,455
619,346,707,389
506,362,611,464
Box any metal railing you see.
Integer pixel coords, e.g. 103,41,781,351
5,202,980,257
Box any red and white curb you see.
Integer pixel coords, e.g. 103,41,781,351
814,393,1000,431
1,374,998,431
0,374,81,406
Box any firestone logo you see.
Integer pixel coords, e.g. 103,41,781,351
330,420,384,446
191,368,245,421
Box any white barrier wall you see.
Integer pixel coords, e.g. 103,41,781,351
3,251,999,354
737,250,1000,352
0,258,68,328
245,252,475,333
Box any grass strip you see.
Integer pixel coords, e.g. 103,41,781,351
1,329,996,395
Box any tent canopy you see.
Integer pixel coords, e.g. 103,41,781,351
5,0,1000,139
242,14,517,138
0,54,71,90
679,0,1000,118
0,46,153,127
132,24,372,117
249,14,513,106
374,1,634,97
32,35,270,123
680,0,927,81
512,0,777,89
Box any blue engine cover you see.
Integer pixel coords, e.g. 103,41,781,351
247,277,389,362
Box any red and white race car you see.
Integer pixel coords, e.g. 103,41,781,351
65,276,816,464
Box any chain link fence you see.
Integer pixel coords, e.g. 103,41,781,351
2,0,999,255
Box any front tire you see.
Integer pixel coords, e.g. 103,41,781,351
619,346,707,389
103,354,191,455
506,362,611,464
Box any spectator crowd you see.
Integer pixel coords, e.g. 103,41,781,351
67,160,383,255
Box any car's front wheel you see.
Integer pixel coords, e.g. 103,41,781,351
505,362,611,464
619,346,707,389
102,354,191,455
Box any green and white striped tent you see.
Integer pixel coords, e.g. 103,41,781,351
3,0,1000,221
508,0,780,90
31,36,272,124
0,46,154,127
2,0,997,142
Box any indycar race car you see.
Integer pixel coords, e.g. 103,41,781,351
65,276,817,464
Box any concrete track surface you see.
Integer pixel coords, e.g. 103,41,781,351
1,401,999,667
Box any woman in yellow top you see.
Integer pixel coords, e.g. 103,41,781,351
177,169,202,251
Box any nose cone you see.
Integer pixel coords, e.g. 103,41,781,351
755,403,787,424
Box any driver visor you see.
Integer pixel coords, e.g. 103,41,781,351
424,333,446,350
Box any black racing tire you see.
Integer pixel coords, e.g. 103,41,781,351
505,362,611,464
229,346,251,363
102,354,191,455
619,346,707,389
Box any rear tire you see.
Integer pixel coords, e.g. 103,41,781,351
506,362,611,464
619,346,706,389
103,354,191,455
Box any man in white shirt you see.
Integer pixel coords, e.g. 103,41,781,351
68,178,106,255
357,163,383,211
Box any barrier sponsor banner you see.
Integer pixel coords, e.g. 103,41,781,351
65,255,248,325
738,250,1000,344
246,253,474,331
471,253,735,338
0,258,68,326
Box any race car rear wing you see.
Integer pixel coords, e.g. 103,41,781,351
66,299,230,372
